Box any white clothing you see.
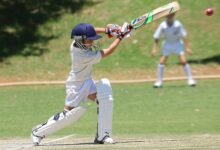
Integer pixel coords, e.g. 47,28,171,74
68,41,102,82
154,20,187,56
65,79,97,107
65,41,102,107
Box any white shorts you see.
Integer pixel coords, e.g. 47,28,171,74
161,42,184,56
65,78,97,107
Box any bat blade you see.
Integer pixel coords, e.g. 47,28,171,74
130,1,180,29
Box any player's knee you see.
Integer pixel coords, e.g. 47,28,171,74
96,78,114,103
159,56,167,64
159,60,165,65
181,61,188,65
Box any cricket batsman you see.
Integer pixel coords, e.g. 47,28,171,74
31,23,131,145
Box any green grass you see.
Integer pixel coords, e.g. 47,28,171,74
0,79,220,138
0,0,219,81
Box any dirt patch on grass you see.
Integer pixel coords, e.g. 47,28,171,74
1,135,220,150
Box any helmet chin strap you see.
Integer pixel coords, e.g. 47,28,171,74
75,40,90,50
75,40,100,51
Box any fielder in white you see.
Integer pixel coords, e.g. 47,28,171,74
151,13,196,88
31,23,131,145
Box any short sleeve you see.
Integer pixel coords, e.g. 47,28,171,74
153,23,164,39
179,22,187,37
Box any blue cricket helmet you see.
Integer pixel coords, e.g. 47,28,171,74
71,23,102,40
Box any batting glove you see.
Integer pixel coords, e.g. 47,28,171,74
117,22,132,40
105,24,121,38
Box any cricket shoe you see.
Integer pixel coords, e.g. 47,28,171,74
153,81,163,88
188,79,196,87
94,135,115,144
31,125,45,146
31,133,44,146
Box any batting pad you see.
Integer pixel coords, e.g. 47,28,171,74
96,78,114,141
32,106,87,138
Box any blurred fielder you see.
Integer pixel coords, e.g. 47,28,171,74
31,23,131,145
151,13,196,88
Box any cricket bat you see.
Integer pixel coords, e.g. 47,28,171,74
130,1,180,30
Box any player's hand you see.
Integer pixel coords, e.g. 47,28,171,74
117,22,132,40
105,24,121,38
151,48,157,57
185,48,192,55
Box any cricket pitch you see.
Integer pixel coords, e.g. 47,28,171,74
1,134,220,150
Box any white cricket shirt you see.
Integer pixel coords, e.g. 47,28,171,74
68,41,102,82
153,19,187,43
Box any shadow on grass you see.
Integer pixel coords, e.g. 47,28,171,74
40,140,145,147
187,55,220,65
0,0,101,61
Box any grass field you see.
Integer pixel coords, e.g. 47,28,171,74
0,1,220,149
1,135,220,150
0,80,220,138
0,79,220,149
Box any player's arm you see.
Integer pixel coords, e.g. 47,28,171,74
95,27,122,58
99,23,131,58
101,38,121,58
179,21,192,55
151,21,163,57
95,24,121,37
183,37,192,55
151,39,159,57
95,28,106,34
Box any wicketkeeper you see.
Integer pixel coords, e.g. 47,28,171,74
31,23,131,145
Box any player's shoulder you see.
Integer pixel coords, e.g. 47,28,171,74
160,20,167,27
173,20,183,27
156,20,167,30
